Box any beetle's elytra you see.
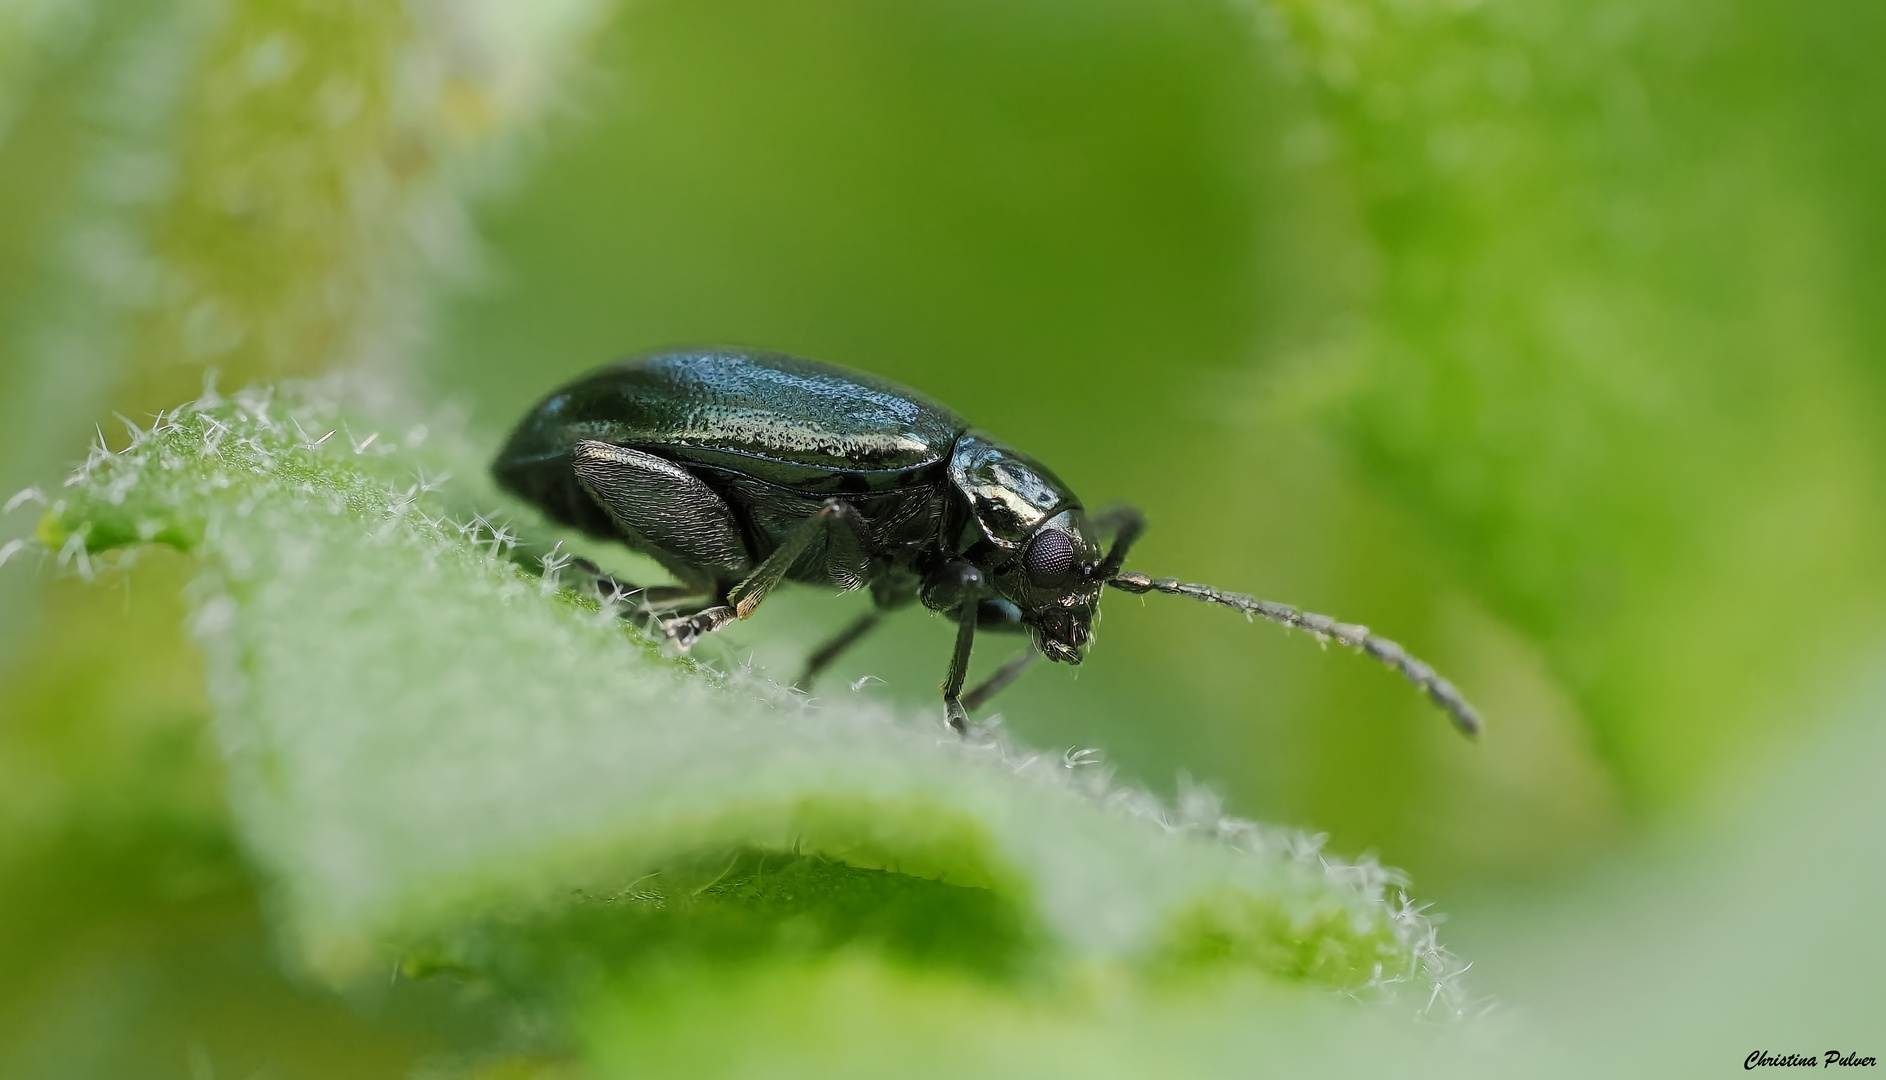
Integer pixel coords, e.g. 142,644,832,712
494,349,1480,736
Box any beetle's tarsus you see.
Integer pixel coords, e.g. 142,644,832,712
943,698,969,734
1106,571,1483,737
664,605,737,651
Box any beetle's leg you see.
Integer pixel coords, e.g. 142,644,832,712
1088,503,1144,536
927,558,985,734
557,558,715,643
665,499,868,650
941,607,977,734
1089,503,1146,580
663,604,739,649
622,589,719,642
727,498,868,618
793,611,884,691
960,645,1039,712
572,442,751,580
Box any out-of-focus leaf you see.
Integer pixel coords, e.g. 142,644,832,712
1265,0,1886,809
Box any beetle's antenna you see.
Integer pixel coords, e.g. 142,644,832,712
1107,571,1482,737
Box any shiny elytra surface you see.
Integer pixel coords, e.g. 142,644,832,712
496,350,969,484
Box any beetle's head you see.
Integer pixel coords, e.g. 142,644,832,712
992,509,1106,665
946,432,1105,663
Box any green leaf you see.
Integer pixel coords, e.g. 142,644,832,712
46,382,1464,1024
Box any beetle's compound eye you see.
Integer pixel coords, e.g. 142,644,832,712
1025,529,1078,588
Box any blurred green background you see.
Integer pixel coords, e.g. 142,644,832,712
3,0,1884,1075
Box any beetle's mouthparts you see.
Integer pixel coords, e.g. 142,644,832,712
1039,638,1082,665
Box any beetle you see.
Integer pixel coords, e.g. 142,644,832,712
493,348,1481,736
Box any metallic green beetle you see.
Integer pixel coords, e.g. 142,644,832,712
494,348,1480,736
